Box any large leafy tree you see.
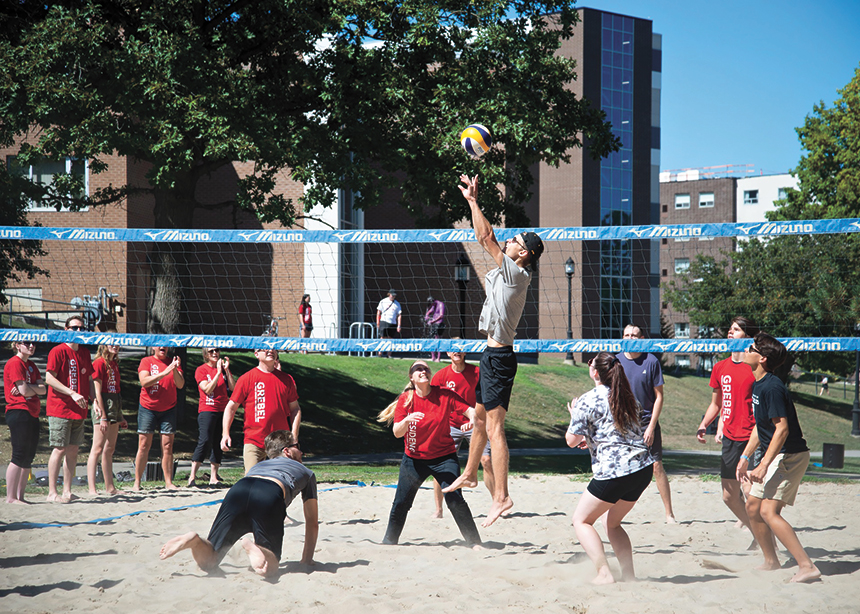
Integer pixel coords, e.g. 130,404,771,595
0,0,618,333
665,65,860,374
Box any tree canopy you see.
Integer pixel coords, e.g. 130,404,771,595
0,0,619,228
664,64,860,375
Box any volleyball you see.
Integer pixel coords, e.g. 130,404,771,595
460,124,493,158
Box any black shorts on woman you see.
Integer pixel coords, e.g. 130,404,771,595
587,464,654,504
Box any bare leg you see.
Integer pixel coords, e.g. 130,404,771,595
431,479,444,518
481,453,495,500
241,537,280,577
443,403,486,492
16,466,30,501
133,433,153,491
760,499,821,583
652,461,676,523
605,499,639,581
87,427,107,495
209,463,221,484
161,433,178,490
61,444,79,501
102,424,120,494
6,463,26,503
188,460,202,486
746,496,781,570
721,478,750,528
47,447,65,501
482,407,512,527
572,490,615,584
160,531,220,571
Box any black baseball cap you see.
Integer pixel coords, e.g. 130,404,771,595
521,232,544,262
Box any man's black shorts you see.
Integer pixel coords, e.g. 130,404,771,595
379,322,398,339
640,419,663,461
587,464,654,504
207,477,287,561
475,346,517,411
721,436,759,479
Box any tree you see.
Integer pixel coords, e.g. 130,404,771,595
665,65,860,375
0,170,49,309
0,1,618,333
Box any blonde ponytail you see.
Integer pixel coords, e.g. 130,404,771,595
377,383,415,424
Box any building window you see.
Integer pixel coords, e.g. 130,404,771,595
698,192,714,208
674,322,690,338
743,190,758,205
662,268,668,277
674,258,690,274
674,237,690,243
674,194,690,209
676,354,691,368
7,155,88,211
662,204,668,213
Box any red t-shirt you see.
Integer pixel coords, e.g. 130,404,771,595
710,357,756,441
196,363,230,413
394,387,469,460
299,303,312,325
431,363,479,428
138,355,182,412
4,355,42,417
46,344,93,420
93,357,121,395
230,368,299,449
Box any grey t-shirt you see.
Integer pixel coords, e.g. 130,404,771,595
478,254,531,346
246,456,318,504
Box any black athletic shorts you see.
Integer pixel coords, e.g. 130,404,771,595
587,464,655,504
475,346,517,411
379,321,398,338
721,437,759,479
207,477,286,561
642,419,663,461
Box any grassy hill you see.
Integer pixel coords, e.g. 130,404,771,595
3,351,859,466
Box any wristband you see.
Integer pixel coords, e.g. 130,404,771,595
740,454,750,462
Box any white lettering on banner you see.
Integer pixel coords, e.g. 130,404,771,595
738,223,815,236
254,382,266,422
674,341,728,353
376,341,423,353
429,229,476,241
184,336,235,348
541,228,599,241
144,230,211,242
337,231,399,242
247,231,303,243
0,229,22,238
647,226,702,238
784,340,842,352
65,229,117,240
562,341,622,353
1,330,48,342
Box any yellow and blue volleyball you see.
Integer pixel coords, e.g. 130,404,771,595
460,124,493,158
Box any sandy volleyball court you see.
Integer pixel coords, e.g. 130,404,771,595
1,475,859,613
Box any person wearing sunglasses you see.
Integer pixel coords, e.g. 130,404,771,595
566,352,655,584
44,315,94,503
377,361,481,549
737,333,820,583
188,347,235,486
160,429,318,577
4,340,46,503
443,174,545,528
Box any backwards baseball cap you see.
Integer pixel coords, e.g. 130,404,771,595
388,289,397,296
521,231,544,262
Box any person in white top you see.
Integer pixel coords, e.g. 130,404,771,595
376,290,402,358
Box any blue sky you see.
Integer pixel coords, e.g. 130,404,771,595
580,0,860,175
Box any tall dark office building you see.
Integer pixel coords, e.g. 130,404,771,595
535,8,662,343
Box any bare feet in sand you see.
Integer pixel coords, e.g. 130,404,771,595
46,493,78,503
755,560,782,571
481,496,514,527
164,484,180,491
159,532,198,560
592,567,616,585
790,565,822,583
442,474,477,493
430,510,443,519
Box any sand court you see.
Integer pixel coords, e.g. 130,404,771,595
2,475,859,613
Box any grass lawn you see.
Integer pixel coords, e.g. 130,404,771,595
2,350,859,468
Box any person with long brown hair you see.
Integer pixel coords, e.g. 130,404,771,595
86,343,127,495
378,361,481,548
565,352,655,584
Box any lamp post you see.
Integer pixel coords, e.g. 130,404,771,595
564,257,575,365
454,255,470,339
852,322,860,437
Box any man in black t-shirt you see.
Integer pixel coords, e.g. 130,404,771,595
736,333,820,583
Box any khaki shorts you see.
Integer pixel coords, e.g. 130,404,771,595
48,416,85,448
749,450,810,506
243,444,267,474
91,393,123,423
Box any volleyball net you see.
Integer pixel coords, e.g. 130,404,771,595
2,218,859,355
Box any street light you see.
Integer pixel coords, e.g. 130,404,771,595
454,254,471,338
564,257,575,365
852,322,860,437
